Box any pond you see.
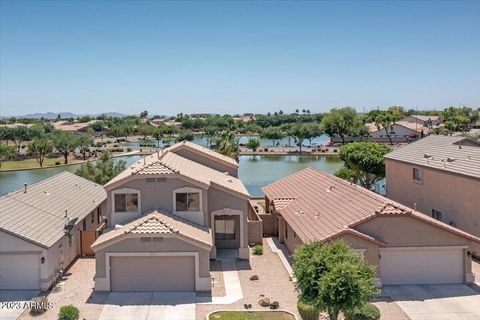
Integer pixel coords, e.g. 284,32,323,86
0,154,344,197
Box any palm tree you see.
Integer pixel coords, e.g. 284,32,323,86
215,131,239,161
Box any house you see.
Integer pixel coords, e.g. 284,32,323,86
91,141,260,292
261,167,479,286
52,120,97,132
401,114,441,127
0,172,106,290
385,135,480,238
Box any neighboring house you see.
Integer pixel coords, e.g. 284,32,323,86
385,135,480,238
261,167,479,286
52,120,97,132
401,115,441,127
91,141,259,292
0,172,106,290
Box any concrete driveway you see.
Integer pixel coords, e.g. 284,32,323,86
97,292,195,320
383,284,480,320
0,290,39,320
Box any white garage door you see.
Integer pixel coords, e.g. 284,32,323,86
380,247,464,285
0,254,40,289
110,256,195,291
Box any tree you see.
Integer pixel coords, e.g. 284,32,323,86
0,127,13,145
288,123,309,152
152,127,164,147
302,122,322,145
140,110,148,118
0,144,16,168
138,125,155,140
176,130,194,142
374,112,400,145
109,125,123,141
260,126,284,146
216,131,239,159
246,138,260,152
335,142,391,190
75,151,127,185
204,126,219,148
77,135,94,160
53,132,79,164
27,137,53,167
12,126,32,154
321,107,359,144
293,241,378,320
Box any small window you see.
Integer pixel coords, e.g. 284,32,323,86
114,193,139,212
293,232,297,238
413,168,422,182
432,209,442,221
285,224,289,239
175,192,200,211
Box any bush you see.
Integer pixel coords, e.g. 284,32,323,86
112,144,119,147
29,296,48,315
344,303,380,320
297,301,320,320
270,301,280,309
55,161,61,165
58,305,79,320
252,244,263,255
126,147,132,152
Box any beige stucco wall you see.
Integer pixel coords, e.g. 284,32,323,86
386,159,480,237
172,148,238,177
95,237,210,279
369,124,418,139
284,222,303,254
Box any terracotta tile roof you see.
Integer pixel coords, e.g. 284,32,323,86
0,172,106,249
385,135,480,179
105,148,249,198
91,211,213,250
262,167,480,244
166,140,239,168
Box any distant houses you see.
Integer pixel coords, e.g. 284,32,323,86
52,120,98,132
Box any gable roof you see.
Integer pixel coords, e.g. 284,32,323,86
406,115,440,122
0,172,106,249
385,135,480,179
104,150,249,198
166,140,239,168
262,167,480,245
91,210,213,250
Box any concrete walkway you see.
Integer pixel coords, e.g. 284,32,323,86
0,290,39,320
266,237,295,281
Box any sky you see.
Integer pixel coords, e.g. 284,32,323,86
0,1,479,116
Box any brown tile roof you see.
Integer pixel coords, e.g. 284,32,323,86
385,135,480,179
0,172,106,248
262,167,480,245
166,140,239,168
91,210,213,250
105,149,249,198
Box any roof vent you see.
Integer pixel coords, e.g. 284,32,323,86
446,157,455,162
424,154,432,158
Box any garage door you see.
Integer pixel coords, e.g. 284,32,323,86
380,247,464,285
0,254,40,289
110,256,195,291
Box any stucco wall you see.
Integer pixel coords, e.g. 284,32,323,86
386,159,480,237
284,222,303,254
173,148,238,177
95,237,210,278
248,220,262,244
369,124,418,138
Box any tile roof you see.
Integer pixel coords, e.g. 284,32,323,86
385,135,480,179
407,115,440,122
105,148,249,198
166,140,239,168
91,210,213,250
262,167,480,245
0,172,106,249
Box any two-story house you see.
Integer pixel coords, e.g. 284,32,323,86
91,141,253,292
385,135,480,238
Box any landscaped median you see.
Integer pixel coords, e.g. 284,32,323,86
208,310,297,320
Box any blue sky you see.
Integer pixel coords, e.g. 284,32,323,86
1,1,479,116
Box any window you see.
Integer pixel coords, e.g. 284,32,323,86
114,193,139,212
175,192,200,212
82,219,87,231
432,209,442,221
97,207,101,224
91,212,94,223
413,167,422,182
215,216,235,240
285,223,288,239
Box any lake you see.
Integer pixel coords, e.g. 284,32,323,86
0,154,343,197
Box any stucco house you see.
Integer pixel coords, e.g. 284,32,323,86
385,135,480,238
401,114,441,127
91,141,259,292
0,172,106,290
261,167,479,286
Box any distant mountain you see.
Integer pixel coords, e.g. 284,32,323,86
5,112,130,119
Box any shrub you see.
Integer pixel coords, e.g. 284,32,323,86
297,301,320,320
344,303,380,320
252,244,263,255
270,301,280,309
126,147,132,152
58,305,79,320
55,161,61,165
112,144,119,147
29,296,48,315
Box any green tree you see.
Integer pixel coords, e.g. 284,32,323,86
321,107,359,144
152,127,164,147
302,122,323,145
0,127,14,145
216,131,239,159
374,112,401,145
176,130,194,142
53,132,79,164
260,126,284,146
293,241,378,320
138,124,155,140
288,123,310,152
335,142,390,190
77,135,94,160
12,126,32,154
75,151,127,185
204,126,219,148
246,138,260,152
0,144,16,169
28,137,53,167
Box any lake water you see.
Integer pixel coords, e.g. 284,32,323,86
0,154,343,197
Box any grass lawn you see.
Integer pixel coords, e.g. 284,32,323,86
209,311,295,320
1,156,73,170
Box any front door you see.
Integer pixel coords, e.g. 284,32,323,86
214,215,239,248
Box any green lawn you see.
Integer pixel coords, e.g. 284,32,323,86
209,311,295,320
0,156,67,170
